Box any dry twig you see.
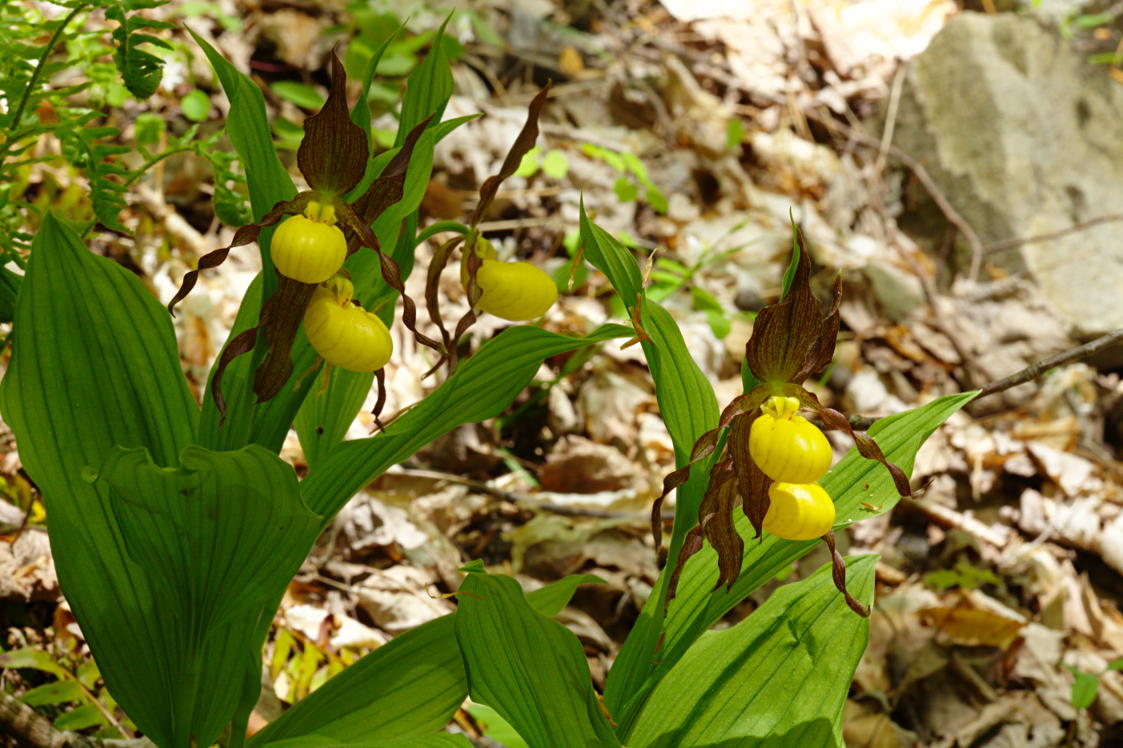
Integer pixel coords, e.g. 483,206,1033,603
0,690,96,748
844,327,1123,430
981,213,1123,256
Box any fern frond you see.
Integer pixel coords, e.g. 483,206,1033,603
105,3,174,100
62,126,131,233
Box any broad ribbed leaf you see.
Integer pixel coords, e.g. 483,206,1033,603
189,29,295,223
300,324,630,521
635,301,719,463
395,17,452,147
89,444,321,747
252,615,462,745
577,202,644,309
263,736,472,748
0,215,198,744
455,572,621,748
294,368,373,469
612,391,976,736
249,575,600,745
628,556,876,747
579,211,718,715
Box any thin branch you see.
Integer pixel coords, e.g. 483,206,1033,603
843,327,1123,430
975,327,1123,399
0,690,96,748
981,213,1123,256
393,466,675,521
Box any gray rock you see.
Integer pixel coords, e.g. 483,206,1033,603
893,11,1123,337
862,260,927,323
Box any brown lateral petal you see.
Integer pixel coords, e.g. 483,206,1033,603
253,278,318,402
664,526,705,609
729,415,772,538
211,326,260,424
167,224,259,315
423,234,466,366
468,84,551,227
371,368,387,432
699,466,744,591
441,246,487,374
168,195,311,315
351,115,433,228
298,53,368,196
650,425,724,552
791,386,914,499
823,532,870,617
718,389,768,429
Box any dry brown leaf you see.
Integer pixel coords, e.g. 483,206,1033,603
919,606,1024,649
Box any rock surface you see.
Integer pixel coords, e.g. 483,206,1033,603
893,11,1123,337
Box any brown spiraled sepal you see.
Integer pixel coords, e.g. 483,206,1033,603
469,85,551,227
788,386,914,500
698,464,743,591
333,199,445,358
649,425,724,552
823,532,870,617
167,195,310,315
728,414,770,538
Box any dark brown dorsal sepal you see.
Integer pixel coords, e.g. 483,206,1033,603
297,52,368,198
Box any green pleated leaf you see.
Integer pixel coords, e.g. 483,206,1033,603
612,391,976,736
455,571,621,748
264,736,472,748
635,301,719,462
579,210,718,717
465,704,530,748
252,614,462,745
628,556,876,747
250,575,598,745
189,29,295,223
294,368,374,469
396,17,452,148
0,214,252,745
577,202,644,308
88,444,321,746
300,324,630,522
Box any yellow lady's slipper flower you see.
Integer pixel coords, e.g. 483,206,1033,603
271,201,347,284
748,395,832,483
304,277,393,372
763,481,835,540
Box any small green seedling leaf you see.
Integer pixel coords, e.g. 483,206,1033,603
271,80,325,110
1071,668,1100,710
541,149,569,179
181,89,211,122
